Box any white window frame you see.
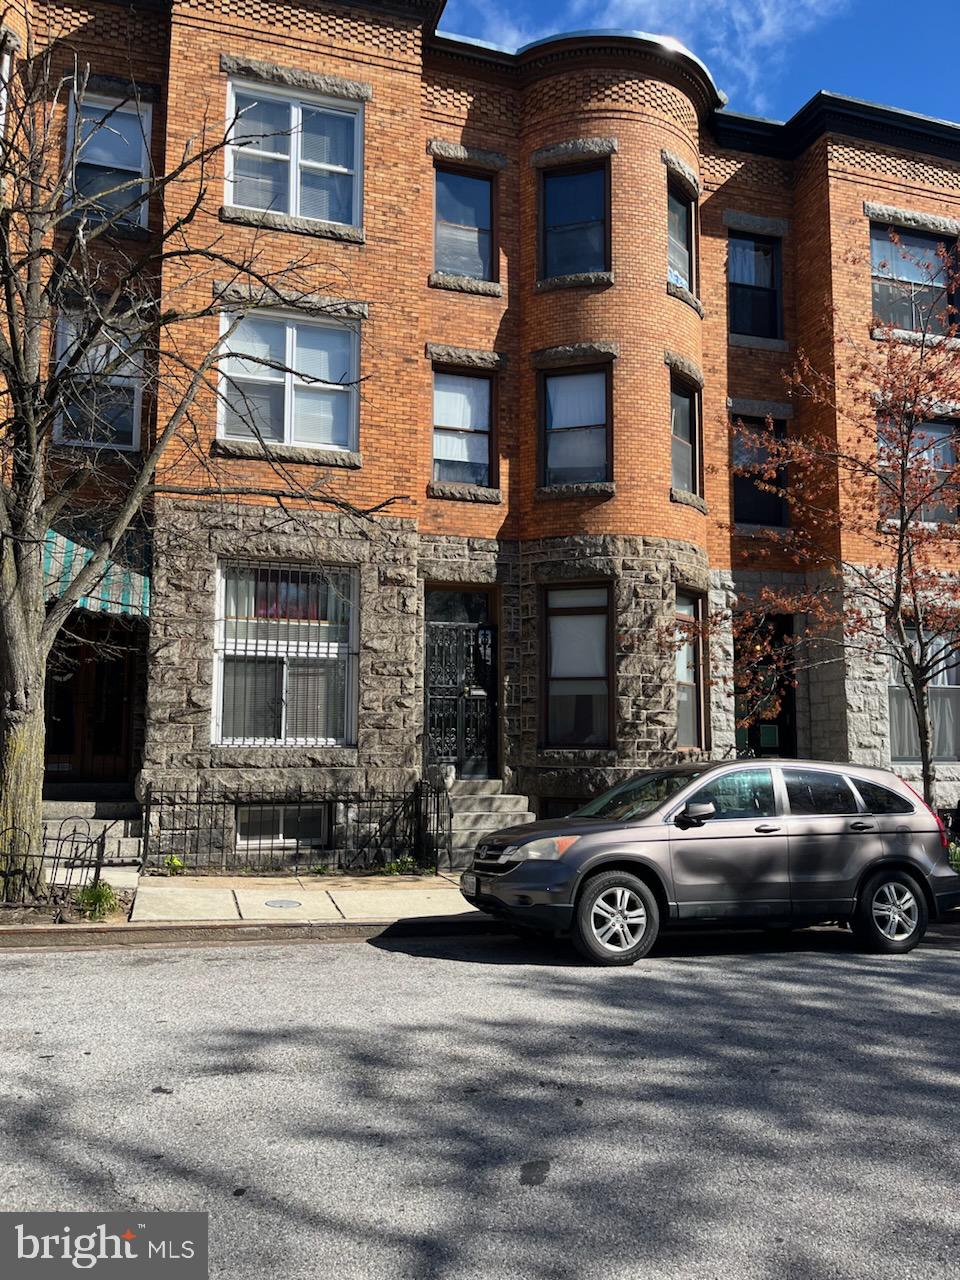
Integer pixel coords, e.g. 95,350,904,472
212,561,359,747
235,802,331,850
225,79,364,228
66,92,152,229
217,309,360,452
53,313,143,452
0,47,12,141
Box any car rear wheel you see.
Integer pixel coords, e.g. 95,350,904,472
852,869,928,954
572,871,660,966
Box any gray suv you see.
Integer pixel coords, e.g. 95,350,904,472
459,760,960,965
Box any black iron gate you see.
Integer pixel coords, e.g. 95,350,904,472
425,622,498,777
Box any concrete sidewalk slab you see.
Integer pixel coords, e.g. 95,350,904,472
234,889,342,923
329,887,477,922
132,884,238,922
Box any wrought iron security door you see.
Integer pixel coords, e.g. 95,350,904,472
426,622,498,777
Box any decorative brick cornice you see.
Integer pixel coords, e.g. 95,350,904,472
530,137,618,168
213,279,368,320
212,438,362,468
530,342,618,369
667,281,704,317
426,482,503,503
727,396,794,420
428,271,502,297
864,201,960,239
425,343,504,369
219,53,372,101
219,205,364,244
660,148,700,198
722,209,789,238
427,139,507,171
664,350,704,387
535,271,614,293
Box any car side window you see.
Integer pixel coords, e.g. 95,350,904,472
784,769,858,816
685,769,776,820
852,779,914,815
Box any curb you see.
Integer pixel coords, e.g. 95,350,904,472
0,914,508,952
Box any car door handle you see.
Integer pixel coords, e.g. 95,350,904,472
755,824,781,834
849,821,876,832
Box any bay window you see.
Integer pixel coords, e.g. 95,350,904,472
435,168,494,280
670,377,701,496
432,371,493,486
668,183,695,292
216,563,356,745
676,592,704,749
220,312,359,450
541,163,609,279
541,367,610,486
70,95,151,227
871,224,954,333
544,586,611,747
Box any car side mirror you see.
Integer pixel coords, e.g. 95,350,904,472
676,801,716,828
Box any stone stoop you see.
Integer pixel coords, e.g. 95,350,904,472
447,779,536,869
42,800,144,864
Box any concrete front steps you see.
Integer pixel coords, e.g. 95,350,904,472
447,779,536,869
42,800,143,864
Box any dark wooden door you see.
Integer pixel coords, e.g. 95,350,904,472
45,626,135,782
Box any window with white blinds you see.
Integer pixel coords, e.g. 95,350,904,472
215,563,357,745
227,84,362,226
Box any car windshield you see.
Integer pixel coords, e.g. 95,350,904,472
570,769,707,822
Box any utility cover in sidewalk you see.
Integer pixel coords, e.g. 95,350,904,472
265,899,302,909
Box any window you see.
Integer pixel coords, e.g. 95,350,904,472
732,417,788,526
432,371,493,486
227,84,362,226
889,633,960,761
784,769,858,816
0,47,12,140
850,779,914,816
435,168,494,280
871,224,954,333
220,312,358,450
670,378,700,495
55,314,142,450
216,563,356,745
236,802,331,850
668,184,695,292
917,423,958,524
728,232,782,339
684,768,776,820
544,586,610,747
541,163,608,279
542,367,610,486
69,95,151,227
676,592,704,748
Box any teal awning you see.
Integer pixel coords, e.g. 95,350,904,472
43,531,150,618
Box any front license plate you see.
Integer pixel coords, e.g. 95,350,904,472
460,872,477,896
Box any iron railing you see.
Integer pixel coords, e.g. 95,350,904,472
142,774,452,874
0,823,107,907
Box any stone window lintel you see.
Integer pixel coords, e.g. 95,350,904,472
530,137,618,168
219,53,372,102
427,138,507,171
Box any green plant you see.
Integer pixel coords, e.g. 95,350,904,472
308,863,330,876
163,854,185,876
382,853,419,876
948,840,960,873
75,881,119,921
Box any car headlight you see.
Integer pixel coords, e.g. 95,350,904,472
504,836,581,862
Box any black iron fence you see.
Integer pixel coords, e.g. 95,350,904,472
0,824,107,907
143,774,452,874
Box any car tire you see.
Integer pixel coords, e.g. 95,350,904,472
852,869,928,954
572,871,660,966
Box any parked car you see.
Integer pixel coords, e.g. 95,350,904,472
459,760,960,965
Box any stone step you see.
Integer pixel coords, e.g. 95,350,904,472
42,800,141,821
448,779,504,797
43,817,142,842
451,811,536,835
448,794,531,815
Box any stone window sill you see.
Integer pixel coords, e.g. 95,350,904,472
59,213,151,242
428,272,502,297
535,271,614,293
427,481,502,504
212,437,362,468
210,746,360,767
728,333,790,353
219,205,365,244
537,748,618,764
667,281,705,317
870,327,960,350
734,522,790,537
535,481,615,501
670,487,708,514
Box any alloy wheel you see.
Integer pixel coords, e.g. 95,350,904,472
590,886,648,952
871,881,919,942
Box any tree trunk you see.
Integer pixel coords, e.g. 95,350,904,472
913,679,936,808
0,671,46,903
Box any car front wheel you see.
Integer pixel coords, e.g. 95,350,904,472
572,871,660,966
852,870,928,954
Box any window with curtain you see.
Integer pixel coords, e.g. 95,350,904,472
542,164,608,279
56,314,142,450
916,422,959,524
216,563,356,744
70,96,151,227
732,417,789,525
542,368,609,486
545,586,610,747
435,169,494,280
670,378,700,495
889,632,960,761
728,232,782,339
676,592,703,748
668,184,695,292
220,312,358,450
432,371,492,486
228,84,362,226
871,224,954,333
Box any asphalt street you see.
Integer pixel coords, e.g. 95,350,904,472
1,928,958,1279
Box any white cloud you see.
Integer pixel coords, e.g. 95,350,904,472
440,0,849,115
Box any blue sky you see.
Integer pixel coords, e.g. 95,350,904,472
439,0,957,124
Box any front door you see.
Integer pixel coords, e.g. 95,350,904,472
669,766,791,919
425,589,498,778
44,619,136,783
